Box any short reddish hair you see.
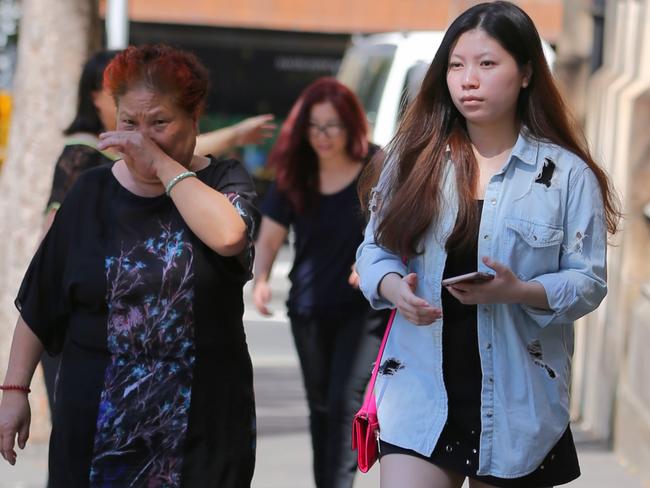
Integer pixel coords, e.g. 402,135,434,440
103,44,209,118
268,77,368,213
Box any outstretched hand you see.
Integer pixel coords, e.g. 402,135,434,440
233,114,277,147
381,273,442,325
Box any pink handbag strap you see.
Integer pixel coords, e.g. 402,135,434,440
361,307,397,411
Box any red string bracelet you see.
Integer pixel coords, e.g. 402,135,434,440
0,384,31,394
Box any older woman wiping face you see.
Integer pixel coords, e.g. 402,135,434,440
99,47,248,256
0,45,259,487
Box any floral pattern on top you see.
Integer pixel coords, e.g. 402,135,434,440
90,223,195,487
225,191,256,278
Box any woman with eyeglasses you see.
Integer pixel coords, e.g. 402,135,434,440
252,77,389,488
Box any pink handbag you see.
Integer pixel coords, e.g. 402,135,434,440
351,308,397,473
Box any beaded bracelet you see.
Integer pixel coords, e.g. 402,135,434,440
0,384,31,394
165,171,197,197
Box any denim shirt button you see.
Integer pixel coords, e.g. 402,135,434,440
483,234,490,240
486,343,492,350
486,411,493,418
490,198,497,205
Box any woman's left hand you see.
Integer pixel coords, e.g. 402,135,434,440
445,256,524,305
0,392,31,465
98,131,170,182
348,263,360,289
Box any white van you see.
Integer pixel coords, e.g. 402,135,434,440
337,31,556,147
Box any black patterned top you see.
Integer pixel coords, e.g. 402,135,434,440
46,135,117,212
17,158,259,487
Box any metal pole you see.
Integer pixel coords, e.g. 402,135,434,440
106,0,129,49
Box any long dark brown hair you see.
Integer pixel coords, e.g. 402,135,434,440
65,50,119,135
360,1,620,257
268,77,368,213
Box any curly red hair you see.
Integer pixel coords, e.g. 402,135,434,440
103,44,209,118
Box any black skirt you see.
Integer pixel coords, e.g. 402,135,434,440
380,427,580,487
379,201,580,487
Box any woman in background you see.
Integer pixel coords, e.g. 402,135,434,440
253,77,388,488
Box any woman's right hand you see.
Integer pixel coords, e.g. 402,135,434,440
232,114,277,146
98,131,170,183
380,273,442,325
253,280,273,316
0,392,31,465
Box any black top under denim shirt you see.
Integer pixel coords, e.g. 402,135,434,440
379,200,580,488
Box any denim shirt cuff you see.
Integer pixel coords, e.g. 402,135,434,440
360,265,406,310
520,302,559,328
523,275,574,327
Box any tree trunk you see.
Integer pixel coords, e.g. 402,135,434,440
0,0,99,441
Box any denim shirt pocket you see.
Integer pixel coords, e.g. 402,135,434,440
505,218,564,281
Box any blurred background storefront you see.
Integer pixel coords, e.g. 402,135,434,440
0,0,562,171
113,0,562,176
0,0,19,169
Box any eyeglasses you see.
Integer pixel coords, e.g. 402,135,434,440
308,122,345,138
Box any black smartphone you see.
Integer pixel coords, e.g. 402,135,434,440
441,271,495,287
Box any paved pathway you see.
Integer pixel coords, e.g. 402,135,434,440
1,246,646,487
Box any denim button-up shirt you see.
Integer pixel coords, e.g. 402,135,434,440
356,131,607,478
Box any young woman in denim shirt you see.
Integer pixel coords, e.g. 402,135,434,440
355,2,620,487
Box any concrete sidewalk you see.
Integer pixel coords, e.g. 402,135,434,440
1,246,646,487
254,432,647,488
2,392,645,488
3,334,644,488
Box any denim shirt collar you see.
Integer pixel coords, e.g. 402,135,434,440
507,128,539,168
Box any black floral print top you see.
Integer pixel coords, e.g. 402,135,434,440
16,158,259,487
46,137,116,212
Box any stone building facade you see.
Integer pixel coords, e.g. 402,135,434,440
555,0,650,483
